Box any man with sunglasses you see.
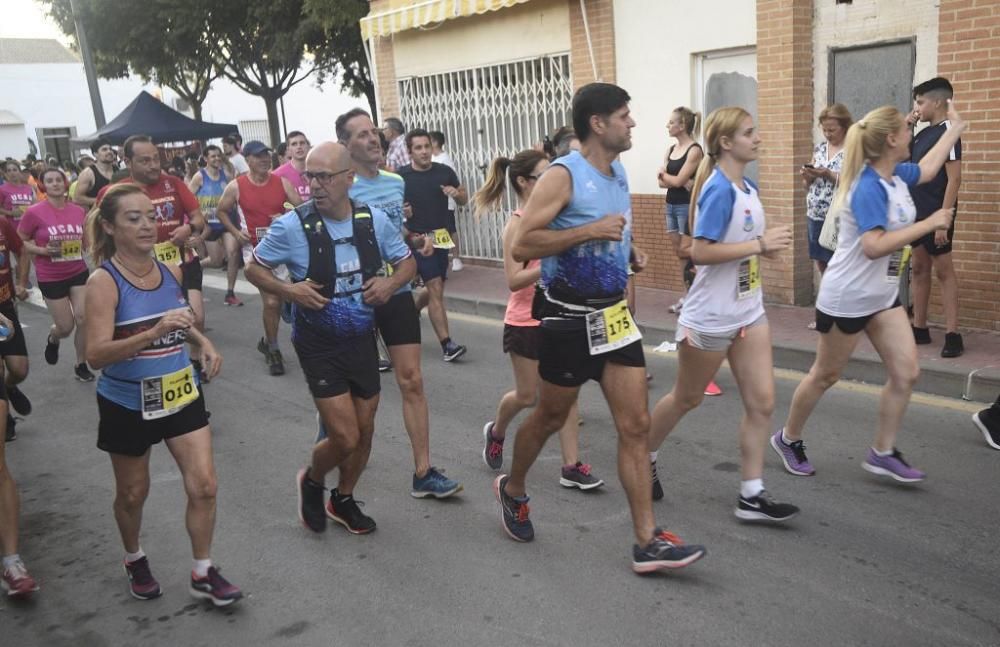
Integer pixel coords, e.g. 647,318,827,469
218,141,302,375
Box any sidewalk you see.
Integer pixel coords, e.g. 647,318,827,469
442,263,1000,403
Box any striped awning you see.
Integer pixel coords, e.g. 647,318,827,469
360,0,532,40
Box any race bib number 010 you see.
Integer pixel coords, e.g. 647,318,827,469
586,300,641,356
154,241,182,265
886,246,911,284
432,228,455,249
141,364,199,420
737,256,762,300
55,239,83,262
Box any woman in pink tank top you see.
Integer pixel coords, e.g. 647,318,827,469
472,149,604,490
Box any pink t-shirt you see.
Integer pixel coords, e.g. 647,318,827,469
18,200,88,282
0,183,37,222
503,212,540,327
273,162,310,201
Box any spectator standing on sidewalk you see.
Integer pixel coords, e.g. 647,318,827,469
803,104,851,276
383,118,410,172
429,130,464,272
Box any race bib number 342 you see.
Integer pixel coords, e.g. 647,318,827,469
586,300,641,356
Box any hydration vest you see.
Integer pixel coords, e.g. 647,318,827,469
292,199,383,299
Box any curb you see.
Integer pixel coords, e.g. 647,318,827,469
444,292,1000,404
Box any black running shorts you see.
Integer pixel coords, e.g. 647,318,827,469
97,392,209,457
815,299,902,335
375,292,421,347
0,302,27,358
538,325,645,387
295,333,381,400
502,324,540,361
38,269,89,300
182,257,203,292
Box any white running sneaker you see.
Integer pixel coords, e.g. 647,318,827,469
451,257,464,272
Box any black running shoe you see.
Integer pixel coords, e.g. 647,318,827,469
912,326,931,345
735,490,800,523
4,414,15,442
190,566,243,607
632,528,706,574
443,341,467,362
74,363,95,382
44,335,59,365
296,468,327,533
326,489,376,534
493,474,533,542
651,461,664,501
6,386,30,416
941,332,964,358
268,350,286,376
973,407,1000,450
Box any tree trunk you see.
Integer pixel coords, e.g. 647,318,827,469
364,81,378,122
192,100,203,122
263,94,281,147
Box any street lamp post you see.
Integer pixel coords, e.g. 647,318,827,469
69,0,106,129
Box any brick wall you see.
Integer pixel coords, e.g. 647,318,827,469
632,194,685,291
936,0,1000,331
368,0,399,121
568,0,616,87
754,0,815,306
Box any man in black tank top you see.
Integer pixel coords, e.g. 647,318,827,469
74,138,116,209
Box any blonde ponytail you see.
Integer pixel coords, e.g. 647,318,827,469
828,105,904,217
472,149,548,216
688,106,751,231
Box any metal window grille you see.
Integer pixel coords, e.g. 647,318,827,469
238,119,269,144
398,54,573,261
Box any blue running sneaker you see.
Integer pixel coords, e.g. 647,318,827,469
412,467,463,499
632,528,706,574
493,474,533,542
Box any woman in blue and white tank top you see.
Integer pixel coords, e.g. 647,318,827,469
84,184,242,605
777,103,966,483
648,107,800,523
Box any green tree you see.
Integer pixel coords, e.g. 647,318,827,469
304,0,376,117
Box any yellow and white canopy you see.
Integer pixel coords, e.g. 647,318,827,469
360,0,532,40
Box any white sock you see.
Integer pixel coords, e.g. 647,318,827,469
2,553,20,569
125,548,145,564
649,451,658,464
873,447,893,457
740,478,764,499
780,428,794,445
193,558,212,578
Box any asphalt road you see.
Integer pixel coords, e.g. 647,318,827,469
2,277,997,647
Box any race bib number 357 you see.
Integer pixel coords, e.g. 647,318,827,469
586,300,641,356
154,241,182,265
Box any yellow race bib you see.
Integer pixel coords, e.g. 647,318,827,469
432,228,455,249
737,256,761,300
141,364,199,420
54,239,83,262
154,241,182,265
886,246,911,283
585,300,641,355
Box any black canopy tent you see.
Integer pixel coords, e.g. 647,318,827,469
73,91,237,146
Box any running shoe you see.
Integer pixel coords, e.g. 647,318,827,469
2,558,39,598
411,467,463,499
190,566,243,607
651,460,664,501
493,474,533,542
74,363,95,382
443,341,467,363
451,257,464,272
257,337,269,357
268,349,286,376
296,467,327,533
326,489,376,534
862,448,926,483
6,386,31,416
224,292,244,307
912,325,932,345
44,335,59,365
4,414,15,442
482,421,504,470
735,490,800,522
559,462,605,490
378,358,393,373
668,298,685,314
973,407,1000,450
704,380,723,396
280,301,294,324
632,528,706,574
769,428,815,476
941,332,964,358
124,556,162,600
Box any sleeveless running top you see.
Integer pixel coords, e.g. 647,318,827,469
237,174,288,245
503,211,540,327
86,166,113,199
196,168,228,224
665,143,702,205
96,261,197,410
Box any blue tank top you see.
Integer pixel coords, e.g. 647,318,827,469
540,151,632,302
196,168,228,223
96,261,197,410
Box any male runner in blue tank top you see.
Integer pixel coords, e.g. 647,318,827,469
494,83,706,574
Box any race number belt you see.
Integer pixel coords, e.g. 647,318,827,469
54,239,83,262
141,364,199,420
737,256,762,300
254,226,269,243
154,241,182,265
205,209,220,224
886,246,911,284
585,300,641,355
431,228,455,249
